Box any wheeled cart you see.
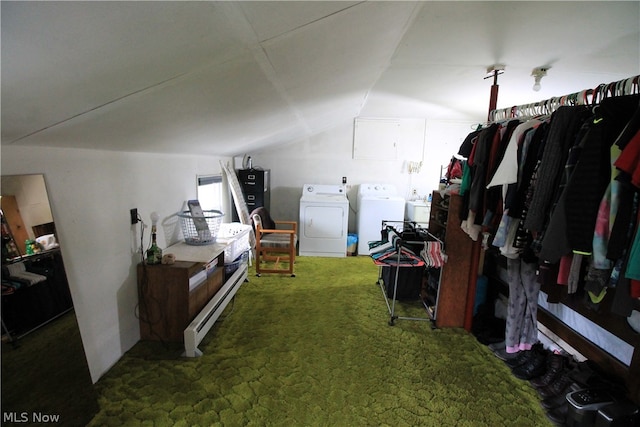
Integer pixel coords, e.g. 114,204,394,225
369,221,445,326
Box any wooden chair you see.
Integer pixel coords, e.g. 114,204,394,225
250,207,297,277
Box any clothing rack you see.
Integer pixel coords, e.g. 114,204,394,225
370,220,444,327
488,74,640,122
475,73,640,403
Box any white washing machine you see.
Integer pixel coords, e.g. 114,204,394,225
357,183,406,255
299,184,349,257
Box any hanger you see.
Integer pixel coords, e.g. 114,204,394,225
592,83,606,105
545,97,559,113
623,76,640,95
577,89,593,106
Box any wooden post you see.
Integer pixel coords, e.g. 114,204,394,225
488,70,500,119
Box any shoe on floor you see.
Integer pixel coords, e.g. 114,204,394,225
540,393,568,410
530,353,568,388
504,350,533,368
538,370,576,399
546,403,568,426
488,341,505,352
540,382,582,410
493,347,518,361
512,349,547,380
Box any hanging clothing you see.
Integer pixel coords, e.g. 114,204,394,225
606,104,640,260
537,115,594,263
486,119,542,188
490,121,547,259
464,76,640,315
524,106,592,232
460,124,501,241
611,233,638,317
467,124,500,219
607,180,637,262
565,95,640,255
488,120,544,257
505,258,540,354
457,129,482,159
583,137,625,300
488,120,522,182
615,129,640,188
625,216,640,281
484,120,521,224
513,123,548,261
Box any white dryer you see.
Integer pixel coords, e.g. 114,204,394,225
357,183,406,255
299,184,349,257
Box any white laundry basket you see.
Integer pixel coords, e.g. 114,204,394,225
217,223,252,261
178,210,224,245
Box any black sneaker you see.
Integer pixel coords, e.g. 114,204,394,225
546,403,568,426
512,349,548,380
488,341,505,352
538,370,576,399
493,347,518,361
504,350,534,368
540,382,582,410
531,353,568,388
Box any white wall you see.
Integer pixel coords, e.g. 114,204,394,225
1,145,231,382
249,118,476,231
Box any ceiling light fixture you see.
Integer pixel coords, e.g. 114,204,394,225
531,67,549,92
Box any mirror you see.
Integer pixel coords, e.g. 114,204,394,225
1,174,98,425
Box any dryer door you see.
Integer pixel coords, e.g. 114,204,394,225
303,205,345,239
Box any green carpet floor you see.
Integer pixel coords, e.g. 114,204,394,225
89,256,552,426
2,310,99,427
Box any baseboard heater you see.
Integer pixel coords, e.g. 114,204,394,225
183,263,248,357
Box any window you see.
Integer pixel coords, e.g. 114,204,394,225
196,175,223,211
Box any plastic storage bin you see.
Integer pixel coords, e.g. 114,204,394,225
225,251,249,281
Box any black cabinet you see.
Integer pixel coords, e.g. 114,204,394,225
232,168,270,221
1,249,73,337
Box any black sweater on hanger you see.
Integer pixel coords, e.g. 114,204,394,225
565,95,640,254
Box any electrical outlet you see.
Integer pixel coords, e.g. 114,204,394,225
130,208,138,225
342,176,347,184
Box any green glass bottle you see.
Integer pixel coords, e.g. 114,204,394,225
146,225,162,265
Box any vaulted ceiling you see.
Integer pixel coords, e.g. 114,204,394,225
2,1,639,157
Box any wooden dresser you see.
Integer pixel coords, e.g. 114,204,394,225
137,243,225,342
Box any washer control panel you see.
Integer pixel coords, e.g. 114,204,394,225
302,184,346,196
357,183,398,197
